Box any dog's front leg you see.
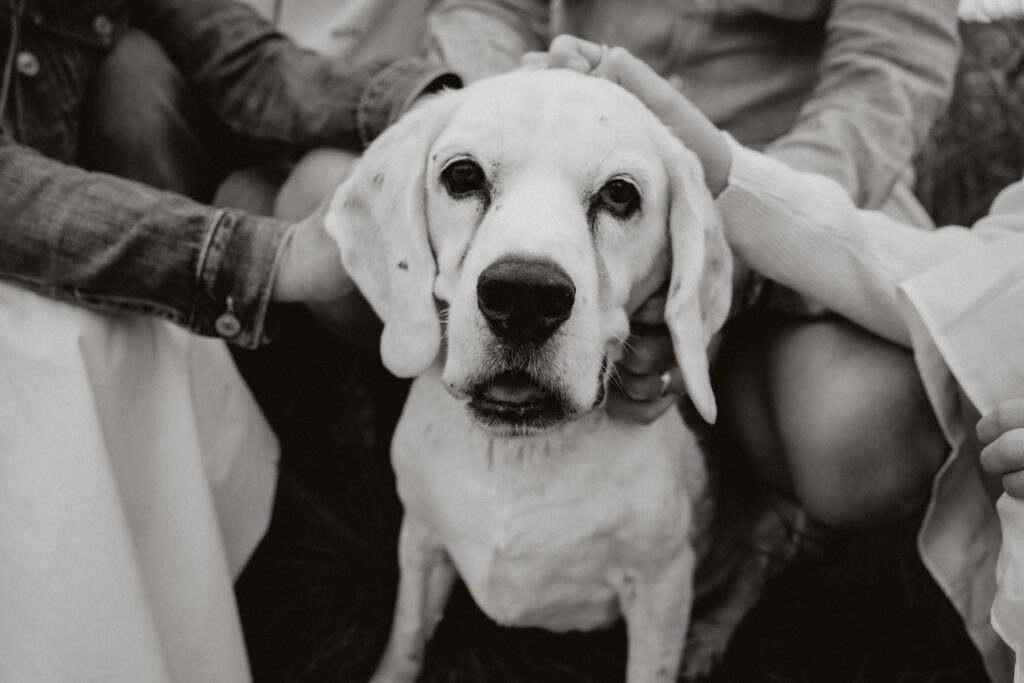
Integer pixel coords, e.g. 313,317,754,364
619,545,696,683
370,517,456,683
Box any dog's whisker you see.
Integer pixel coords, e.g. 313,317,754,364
604,358,626,393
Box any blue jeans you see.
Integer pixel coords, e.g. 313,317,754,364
78,28,283,204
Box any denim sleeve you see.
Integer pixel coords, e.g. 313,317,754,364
763,0,961,208
0,136,292,348
425,0,549,82
132,0,459,148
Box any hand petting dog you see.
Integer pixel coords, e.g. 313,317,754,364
524,35,736,424
324,66,748,683
523,35,733,197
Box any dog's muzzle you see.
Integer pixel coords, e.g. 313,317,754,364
465,257,578,434
469,369,566,434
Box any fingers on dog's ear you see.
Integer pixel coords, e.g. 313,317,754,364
606,387,678,425
620,326,673,374
632,289,668,325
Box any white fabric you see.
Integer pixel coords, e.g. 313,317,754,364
0,283,278,683
900,228,1024,683
719,141,1024,682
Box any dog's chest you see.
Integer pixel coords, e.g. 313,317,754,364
392,369,707,632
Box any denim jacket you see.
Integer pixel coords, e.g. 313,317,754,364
0,0,457,347
426,0,961,209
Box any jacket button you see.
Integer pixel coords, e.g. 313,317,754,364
93,14,114,42
215,312,242,338
16,52,39,77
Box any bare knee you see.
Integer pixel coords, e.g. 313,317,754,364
717,314,947,529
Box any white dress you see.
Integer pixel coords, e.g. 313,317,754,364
0,285,278,683
718,140,1024,682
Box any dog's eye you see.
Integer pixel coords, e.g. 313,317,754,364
442,160,486,196
597,179,640,217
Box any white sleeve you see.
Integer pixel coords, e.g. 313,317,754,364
717,137,1024,345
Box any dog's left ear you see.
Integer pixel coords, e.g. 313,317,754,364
663,140,733,424
325,93,461,377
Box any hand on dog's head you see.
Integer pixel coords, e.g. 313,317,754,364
326,69,731,426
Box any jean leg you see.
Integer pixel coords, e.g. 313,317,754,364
78,29,231,202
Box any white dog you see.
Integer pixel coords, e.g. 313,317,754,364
326,69,795,682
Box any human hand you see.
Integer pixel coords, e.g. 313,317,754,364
978,398,1024,499
271,193,383,346
522,34,732,196
606,289,686,424
272,196,355,305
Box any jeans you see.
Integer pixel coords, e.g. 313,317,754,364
78,28,282,203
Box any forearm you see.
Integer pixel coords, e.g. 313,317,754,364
425,0,549,81
764,0,959,208
133,0,457,148
0,139,291,348
718,140,1018,345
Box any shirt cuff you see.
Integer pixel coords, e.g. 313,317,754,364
356,56,461,147
192,209,294,349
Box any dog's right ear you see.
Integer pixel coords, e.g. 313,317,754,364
325,93,461,378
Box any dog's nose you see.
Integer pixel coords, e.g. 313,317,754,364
477,258,575,344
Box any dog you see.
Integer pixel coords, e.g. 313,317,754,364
325,68,798,682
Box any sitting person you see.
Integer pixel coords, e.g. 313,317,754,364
0,2,456,681
531,34,1024,682
0,0,456,341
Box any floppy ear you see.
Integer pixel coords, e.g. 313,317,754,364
325,93,460,377
663,140,733,424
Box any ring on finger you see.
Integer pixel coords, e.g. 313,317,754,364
658,370,673,396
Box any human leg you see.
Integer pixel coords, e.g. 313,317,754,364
714,310,947,529
78,29,253,202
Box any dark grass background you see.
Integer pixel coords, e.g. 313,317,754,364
232,20,1024,683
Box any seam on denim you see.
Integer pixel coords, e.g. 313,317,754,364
0,272,188,324
71,292,187,322
192,208,229,328
251,221,298,348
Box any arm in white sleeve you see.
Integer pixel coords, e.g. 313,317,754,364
718,138,1024,345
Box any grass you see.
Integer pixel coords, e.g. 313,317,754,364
915,19,1024,227
233,19,1024,683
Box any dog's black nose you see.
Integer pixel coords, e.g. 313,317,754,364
477,258,575,344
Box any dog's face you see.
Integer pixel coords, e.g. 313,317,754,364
327,70,731,434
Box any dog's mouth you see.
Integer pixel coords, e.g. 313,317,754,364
468,370,567,435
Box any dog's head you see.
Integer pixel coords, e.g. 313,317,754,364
327,69,731,434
